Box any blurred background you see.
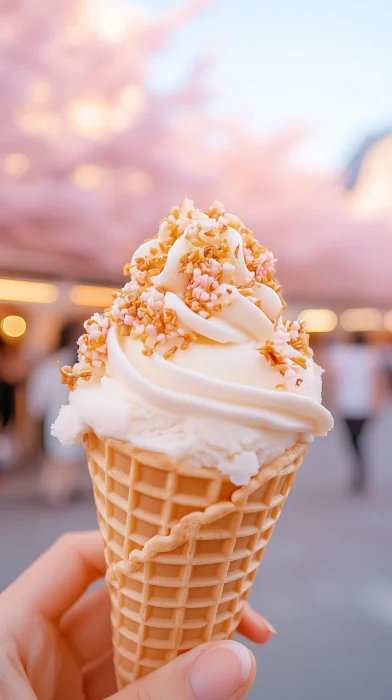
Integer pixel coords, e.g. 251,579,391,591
0,1,391,698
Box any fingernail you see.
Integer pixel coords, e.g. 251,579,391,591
264,619,277,635
189,641,252,700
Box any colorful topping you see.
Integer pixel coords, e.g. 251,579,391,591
58,362,92,390
285,319,312,357
258,319,312,388
61,199,312,391
260,339,300,388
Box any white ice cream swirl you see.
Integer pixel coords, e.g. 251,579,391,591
53,199,333,484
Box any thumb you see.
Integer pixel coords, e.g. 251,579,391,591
107,640,256,700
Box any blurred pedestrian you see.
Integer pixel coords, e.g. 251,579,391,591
380,339,392,397
0,339,16,472
325,332,381,494
26,321,84,505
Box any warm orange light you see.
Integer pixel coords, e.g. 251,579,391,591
1,315,27,338
72,164,106,189
17,111,61,139
69,285,115,308
3,153,31,177
383,311,392,331
298,309,338,333
0,279,59,304
68,99,109,140
340,308,382,332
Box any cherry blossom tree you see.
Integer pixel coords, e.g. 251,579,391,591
0,0,391,305
0,0,214,278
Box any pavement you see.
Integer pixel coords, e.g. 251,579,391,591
1,408,392,700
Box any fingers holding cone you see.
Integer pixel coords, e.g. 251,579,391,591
106,641,256,700
237,602,276,643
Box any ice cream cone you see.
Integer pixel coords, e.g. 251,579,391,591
85,432,307,689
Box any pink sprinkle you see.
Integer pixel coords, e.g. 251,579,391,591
157,333,166,344
201,291,210,302
123,281,138,292
209,261,221,276
124,315,134,326
177,328,185,337
146,324,156,337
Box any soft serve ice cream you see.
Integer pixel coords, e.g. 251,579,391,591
53,199,333,485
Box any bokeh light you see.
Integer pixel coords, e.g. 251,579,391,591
339,308,383,332
16,110,61,139
81,0,132,42
69,285,115,307
3,153,31,178
383,310,392,331
72,164,106,190
298,309,338,333
67,99,109,140
0,280,59,304
1,315,27,339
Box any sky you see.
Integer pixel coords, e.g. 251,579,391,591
143,0,391,172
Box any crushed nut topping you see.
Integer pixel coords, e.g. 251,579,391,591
59,199,312,391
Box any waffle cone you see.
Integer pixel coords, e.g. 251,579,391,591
85,432,306,689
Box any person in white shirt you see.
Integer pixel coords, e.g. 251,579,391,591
26,321,83,505
325,332,381,494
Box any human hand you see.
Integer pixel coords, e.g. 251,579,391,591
0,531,276,700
